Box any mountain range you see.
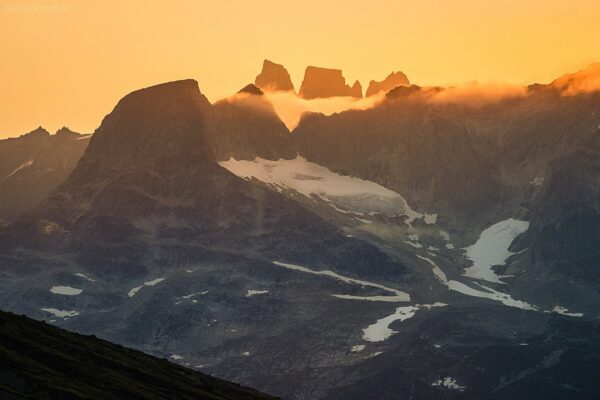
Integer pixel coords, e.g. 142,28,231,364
0,61,599,399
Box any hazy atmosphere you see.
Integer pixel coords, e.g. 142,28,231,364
1,2,599,399
1,0,600,136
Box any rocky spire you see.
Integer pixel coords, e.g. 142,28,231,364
254,59,295,92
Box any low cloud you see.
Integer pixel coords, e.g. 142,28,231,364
428,82,528,105
263,91,386,130
552,63,600,95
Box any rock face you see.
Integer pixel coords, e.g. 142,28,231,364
292,78,600,285
207,87,295,160
299,66,363,99
292,99,504,225
0,126,89,222
366,71,410,96
350,80,363,97
254,59,295,92
524,135,600,282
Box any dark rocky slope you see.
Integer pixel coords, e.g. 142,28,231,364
206,84,295,161
0,310,277,400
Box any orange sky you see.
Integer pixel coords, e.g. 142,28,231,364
1,0,600,138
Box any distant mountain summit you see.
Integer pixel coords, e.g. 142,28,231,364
208,84,295,160
550,63,600,94
299,66,363,99
68,79,212,179
254,59,295,92
238,83,264,96
0,126,88,222
366,71,410,96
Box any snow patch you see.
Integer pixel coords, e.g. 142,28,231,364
246,289,269,297
439,230,455,249
362,303,447,342
417,255,537,311
432,377,465,391
128,277,165,298
50,286,82,296
169,354,183,360
464,218,529,283
351,344,365,352
74,273,95,282
273,261,410,302
242,351,250,356
424,214,438,224
553,305,583,317
179,290,208,299
41,308,79,318
6,159,33,178
530,177,544,186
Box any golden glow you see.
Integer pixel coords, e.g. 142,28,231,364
1,0,600,137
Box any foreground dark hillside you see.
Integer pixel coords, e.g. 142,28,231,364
0,310,277,400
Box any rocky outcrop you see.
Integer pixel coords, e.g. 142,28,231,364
292,100,504,225
366,71,410,96
299,66,363,99
254,59,295,92
238,83,264,96
0,126,89,222
524,135,600,282
350,80,363,97
207,87,295,160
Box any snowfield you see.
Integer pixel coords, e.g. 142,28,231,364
273,261,410,302
553,305,584,317
40,308,79,318
220,156,434,223
246,289,269,297
417,255,538,311
362,303,447,342
464,218,529,283
128,278,165,298
74,273,95,282
50,286,82,295
6,159,33,178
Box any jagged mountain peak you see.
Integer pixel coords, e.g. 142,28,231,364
54,126,81,138
255,59,295,92
299,66,363,99
238,83,264,96
366,71,410,97
22,126,50,138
